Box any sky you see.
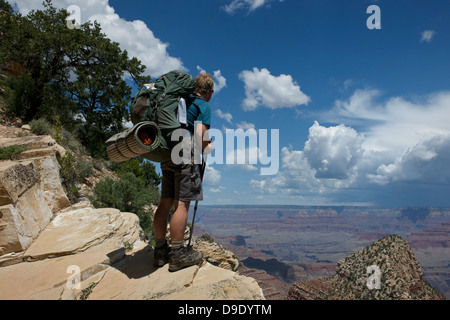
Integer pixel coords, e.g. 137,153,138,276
9,0,450,207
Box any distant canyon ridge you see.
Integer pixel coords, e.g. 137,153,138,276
193,205,450,299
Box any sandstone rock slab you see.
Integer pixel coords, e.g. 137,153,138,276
28,154,70,213
24,206,144,260
87,245,265,301
0,185,53,255
0,243,125,300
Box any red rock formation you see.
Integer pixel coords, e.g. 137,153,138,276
408,222,450,248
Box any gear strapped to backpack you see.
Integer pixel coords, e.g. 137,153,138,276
106,70,196,163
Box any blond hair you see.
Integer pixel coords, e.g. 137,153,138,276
195,73,214,97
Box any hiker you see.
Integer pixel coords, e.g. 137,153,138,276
153,73,214,272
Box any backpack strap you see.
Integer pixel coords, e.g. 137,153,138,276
152,75,170,125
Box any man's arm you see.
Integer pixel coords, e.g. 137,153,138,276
194,122,213,154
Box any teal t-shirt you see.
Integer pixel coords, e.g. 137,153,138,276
186,97,211,134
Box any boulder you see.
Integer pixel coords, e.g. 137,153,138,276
194,237,240,271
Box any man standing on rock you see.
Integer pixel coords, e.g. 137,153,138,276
152,73,214,272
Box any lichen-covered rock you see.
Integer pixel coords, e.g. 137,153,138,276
288,235,445,300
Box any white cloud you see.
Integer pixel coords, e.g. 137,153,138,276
196,66,207,74
12,0,184,77
250,90,450,204
303,121,364,180
215,109,233,124
250,122,363,198
236,121,255,130
203,165,221,186
209,186,226,193
368,135,450,185
332,89,384,122
420,30,436,43
223,0,283,14
226,144,259,170
213,70,227,93
332,89,450,187
239,67,311,111
329,89,450,155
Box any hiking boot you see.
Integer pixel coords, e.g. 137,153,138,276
168,246,203,272
153,241,170,268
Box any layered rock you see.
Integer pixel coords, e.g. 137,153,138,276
407,222,450,298
0,134,70,256
0,125,265,300
88,254,263,300
0,201,145,299
0,200,264,300
288,235,445,300
238,265,291,300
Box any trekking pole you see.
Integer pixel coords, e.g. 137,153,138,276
187,153,208,248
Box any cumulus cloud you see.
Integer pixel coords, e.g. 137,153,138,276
12,0,184,77
250,121,363,199
236,121,256,130
203,165,221,186
223,0,283,14
213,70,227,93
368,135,450,185
251,90,450,204
226,143,259,169
329,89,450,155
303,121,364,179
239,67,311,111
333,89,450,185
420,30,436,43
215,109,233,124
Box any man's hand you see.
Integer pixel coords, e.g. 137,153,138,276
203,140,214,155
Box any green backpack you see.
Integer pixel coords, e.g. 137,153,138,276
129,70,196,162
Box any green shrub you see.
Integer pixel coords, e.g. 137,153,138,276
89,172,160,239
50,117,85,155
115,158,161,187
50,115,64,144
0,144,26,160
76,161,93,181
61,129,84,154
29,118,51,135
200,233,215,243
57,151,79,202
57,151,94,203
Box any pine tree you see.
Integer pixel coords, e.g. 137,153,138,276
0,0,151,158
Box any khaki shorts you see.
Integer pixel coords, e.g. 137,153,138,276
160,161,203,202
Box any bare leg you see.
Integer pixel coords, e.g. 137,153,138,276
153,197,174,243
167,200,203,272
170,200,191,242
